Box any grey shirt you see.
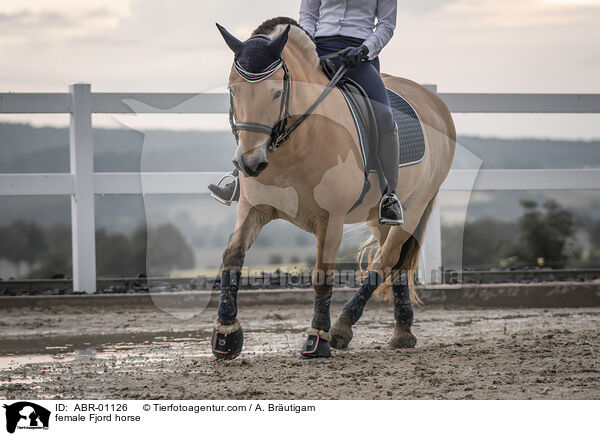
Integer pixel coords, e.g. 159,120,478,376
299,0,397,60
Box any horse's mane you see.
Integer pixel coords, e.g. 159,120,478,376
252,17,320,70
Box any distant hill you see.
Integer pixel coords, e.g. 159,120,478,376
1,122,599,228
1,122,599,173
455,136,600,170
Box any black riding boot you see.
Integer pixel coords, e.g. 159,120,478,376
376,122,404,225
208,169,240,205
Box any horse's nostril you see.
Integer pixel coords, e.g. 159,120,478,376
255,161,268,174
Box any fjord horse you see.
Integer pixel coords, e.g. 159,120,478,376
211,18,455,359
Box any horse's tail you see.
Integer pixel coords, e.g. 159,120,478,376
358,194,437,304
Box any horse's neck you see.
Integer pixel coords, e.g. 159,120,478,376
289,71,328,111
275,47,359,175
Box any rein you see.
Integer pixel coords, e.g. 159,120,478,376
229,50,347,152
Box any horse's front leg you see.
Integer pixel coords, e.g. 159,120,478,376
212,204,272,360
300,217,344,359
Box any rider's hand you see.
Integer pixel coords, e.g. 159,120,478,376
339,45,369,68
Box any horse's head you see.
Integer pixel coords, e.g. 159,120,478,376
217,23,291,177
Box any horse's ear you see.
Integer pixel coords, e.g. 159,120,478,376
216,23,243,55
267,24,290,55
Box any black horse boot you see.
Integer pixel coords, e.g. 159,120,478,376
300,329,332,359
330,270,382,349
212,270,244,359
376,122,404,225
208,169,240,205
390,270,417,348
300,293,332,359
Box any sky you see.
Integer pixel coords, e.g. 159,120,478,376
1,0,599,137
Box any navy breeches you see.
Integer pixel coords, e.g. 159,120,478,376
315,35,395,135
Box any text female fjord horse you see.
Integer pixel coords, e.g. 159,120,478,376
211,18,455,359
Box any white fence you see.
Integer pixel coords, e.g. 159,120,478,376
1,84,599,291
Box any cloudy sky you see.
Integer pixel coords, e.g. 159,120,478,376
1,0,599,137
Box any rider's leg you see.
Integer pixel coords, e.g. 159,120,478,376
343,58,403,225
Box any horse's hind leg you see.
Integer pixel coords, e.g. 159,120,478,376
390,268,417,348
388,197,438,348
330,220,389,350
212,203,272,360
331,194,432,349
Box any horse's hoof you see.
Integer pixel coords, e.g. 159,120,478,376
299,330,331,359
211,319,243,360
389,322,417,349
329,315,353,349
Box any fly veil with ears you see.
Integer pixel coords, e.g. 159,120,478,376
216,23,348,152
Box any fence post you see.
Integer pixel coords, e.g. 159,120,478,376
69,83,96,293
418,197,443,284
416,84,443,285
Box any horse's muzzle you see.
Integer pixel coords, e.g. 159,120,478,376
233,145,269,177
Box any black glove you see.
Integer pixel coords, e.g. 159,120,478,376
339,44,369,69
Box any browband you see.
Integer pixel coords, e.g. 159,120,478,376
234,58,283,82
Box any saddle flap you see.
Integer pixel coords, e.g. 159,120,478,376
319,59,378,172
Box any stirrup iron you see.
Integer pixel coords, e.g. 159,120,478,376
209,172,238,206
378,192,404,226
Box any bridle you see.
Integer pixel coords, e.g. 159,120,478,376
228,39,347,153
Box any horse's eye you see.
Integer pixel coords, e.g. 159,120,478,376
273,89,282,100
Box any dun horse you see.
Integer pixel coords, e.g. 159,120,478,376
211,17,455,359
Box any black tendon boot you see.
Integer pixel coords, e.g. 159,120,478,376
377,122,404,225
208,169,240,206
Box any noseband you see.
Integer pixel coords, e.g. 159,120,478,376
228,40,347,153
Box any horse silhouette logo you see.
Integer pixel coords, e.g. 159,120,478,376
3,402,50,434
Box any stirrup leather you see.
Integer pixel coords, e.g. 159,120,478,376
378,192,404,225
209,172,238,206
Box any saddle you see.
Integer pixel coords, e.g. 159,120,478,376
319,59,426,175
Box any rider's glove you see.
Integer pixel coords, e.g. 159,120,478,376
339,44,369,69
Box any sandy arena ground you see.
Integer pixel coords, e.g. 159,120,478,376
0,300,598,399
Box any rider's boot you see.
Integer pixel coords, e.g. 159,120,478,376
377,121,404,225
208,169,240,206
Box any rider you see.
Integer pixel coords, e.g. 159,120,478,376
209,0,403,225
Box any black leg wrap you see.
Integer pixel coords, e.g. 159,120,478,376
217,269,240,321
311,294,331,331
392,270,413,325
341,270,382,325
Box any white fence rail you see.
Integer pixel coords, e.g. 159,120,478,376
1,84,599,291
